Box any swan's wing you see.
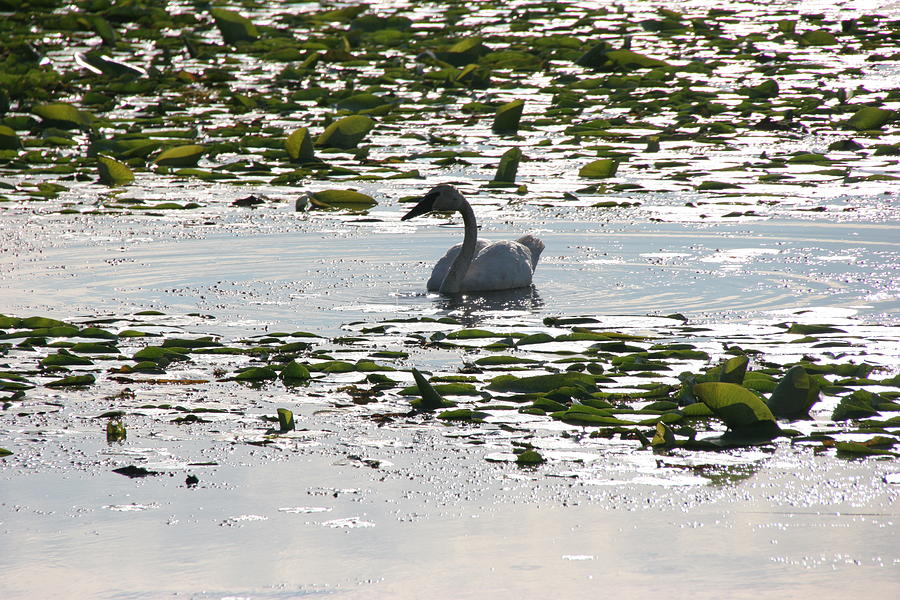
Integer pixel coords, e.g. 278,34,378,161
461,240,535,292
515,234,545,270
427,239,490,291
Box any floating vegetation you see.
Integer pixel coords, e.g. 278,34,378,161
0,0,894,219
1,310,898,483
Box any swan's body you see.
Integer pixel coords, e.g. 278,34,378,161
402,184,544,294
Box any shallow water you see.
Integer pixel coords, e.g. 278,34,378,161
2,0,900,597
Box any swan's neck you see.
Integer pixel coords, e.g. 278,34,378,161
439,201,477,294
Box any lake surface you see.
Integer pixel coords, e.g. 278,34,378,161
1,0,899,597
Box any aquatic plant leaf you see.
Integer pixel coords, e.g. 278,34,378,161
211,8,259,44
285,127,315,162
154,145,205,167
846,107,894,131
410,368,456,410
316,115,374,149
474,355,539,366
605,49,669,69
46,374,96,387
106,418,126,443
281,361,311,383
40,351,93,367
277,408,295,432
516,449,544,466
97,156,134,186
21,316,68,329
0,448,12,457
487,372,597,393
694,382,780,438
767,365,819,419
492,147,521,183
651,421,676,448
833,441,898,457
437,408,486,422
579,159,618,178
234,367,278,382
0,125,21,150
32,103,92,129
309,189,376,209
493,99,524,134
800,29,837,46
719,355,749,384
741,79,779,99
832,389,879,421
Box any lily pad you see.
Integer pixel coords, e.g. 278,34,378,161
308,189,376,209
846,106,894,131
211,8,259,44
694,382,780,439
154,145,205,168
97,156,134,186
410,368,457,411
492,147,521,183
493,99,525,134
316,115,374,149
32,103,92,129
0,125,21,150
579,159,619,179
767,365,819,419
487,372,597,394
285,127,316,162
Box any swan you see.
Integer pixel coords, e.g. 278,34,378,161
401,184,544,294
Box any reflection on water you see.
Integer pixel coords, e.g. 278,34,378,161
432,286,545,325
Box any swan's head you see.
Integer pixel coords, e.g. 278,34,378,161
401,184,467,220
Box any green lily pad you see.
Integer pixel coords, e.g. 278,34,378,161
492,147,521,183
0,125,21,150
694,382,780,439
516,449,545,466
579,159,619,178
846,106,894,131
832,389,880,421
800,29,837,46
493,99,524,134
285,127,316,162
651,421,676,448
277,408,295,432
281,361,311,383
741,79,779,99
97,156,134,186
233,366,278,382
410,368,457,411
316,115,374,149
154,145,205,168
46,374,96,387
211,8,259,44
309,189,376,209
32,103,92,129
487,372,597,394
767,365,819,419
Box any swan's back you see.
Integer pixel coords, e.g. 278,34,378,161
427,238,541,292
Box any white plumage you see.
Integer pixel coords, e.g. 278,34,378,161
402,185,544,294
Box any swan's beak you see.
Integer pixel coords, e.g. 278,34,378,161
401,191,437,221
